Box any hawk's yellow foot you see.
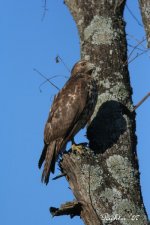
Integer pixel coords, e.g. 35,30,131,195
71,142,84,154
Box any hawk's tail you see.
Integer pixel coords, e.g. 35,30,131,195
38,144,47,169
41,141,57,185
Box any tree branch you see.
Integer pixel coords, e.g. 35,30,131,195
139,0,150,47
133,92,150,111
50,200,82,218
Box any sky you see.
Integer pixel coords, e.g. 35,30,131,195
0,0,150,225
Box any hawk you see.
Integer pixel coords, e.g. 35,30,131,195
38,60,98,184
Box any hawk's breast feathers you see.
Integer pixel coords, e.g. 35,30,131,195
39,60,98,184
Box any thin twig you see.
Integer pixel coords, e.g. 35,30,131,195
39,75,68,91
127,34,147,50
126,4,143,27
55,55,71,73
127,38,146,62
133,92,150,111
122,36,148,69
41,0,48,22
52,173,66,180
128,49,149,65
128,43,146,52
33,68,60,91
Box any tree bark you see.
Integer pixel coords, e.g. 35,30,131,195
139,0,150,47
51,1,149,224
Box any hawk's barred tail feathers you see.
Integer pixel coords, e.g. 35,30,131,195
41,141,56,185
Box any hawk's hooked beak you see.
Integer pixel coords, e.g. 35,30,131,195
86,63,95,74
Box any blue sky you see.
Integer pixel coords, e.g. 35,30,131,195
0,0,150,225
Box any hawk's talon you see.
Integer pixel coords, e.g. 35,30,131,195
72,144,84,154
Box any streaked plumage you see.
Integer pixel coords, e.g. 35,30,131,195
38,60,98,184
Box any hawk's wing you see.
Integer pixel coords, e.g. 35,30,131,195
44,75,89,144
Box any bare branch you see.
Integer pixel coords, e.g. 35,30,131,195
125,4,143,27
122,36,150,67
33,68,60,91
39,75,68,91
52,173,66,180
123,36,149,67
127,37,146,61
128,43,146,52
127,34,147,50
41,0,48,22
133,92,150,111
128,49,149,65
139,0,150,48
50,201,82,218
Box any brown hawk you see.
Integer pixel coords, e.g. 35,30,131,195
38,60,98,184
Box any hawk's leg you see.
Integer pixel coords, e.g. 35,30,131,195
71,138,84,154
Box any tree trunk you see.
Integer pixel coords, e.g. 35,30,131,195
51,1,149,224
139,0,150,47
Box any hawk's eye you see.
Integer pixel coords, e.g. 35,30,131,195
81,62,86,66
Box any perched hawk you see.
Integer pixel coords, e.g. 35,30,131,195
38,60,98,184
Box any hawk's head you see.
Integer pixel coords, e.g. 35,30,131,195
71,60,95,77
